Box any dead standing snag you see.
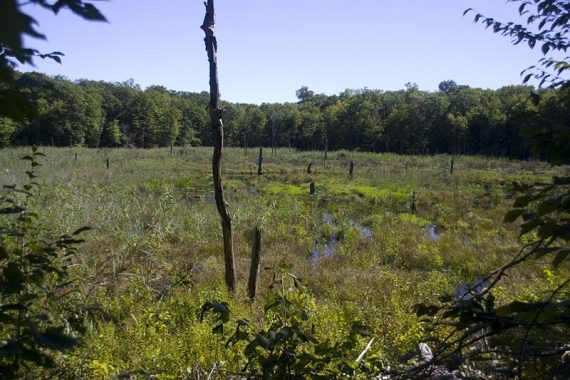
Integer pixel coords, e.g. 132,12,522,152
201,0,236,291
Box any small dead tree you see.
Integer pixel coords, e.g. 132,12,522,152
201,0,236,291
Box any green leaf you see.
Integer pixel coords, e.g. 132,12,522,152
520,218,541,236
34,327,79,351
528,38,536,49
3,262,25,293
514,195,532,207
552,248,570,267
414,303,440,317
537,198,560,215
533,246,560,259
0,206,24,214
537,222,561,239
277,327,293,340
212,323,224,335
504,209,524,223
58,237,85,245
199,301,230,323
244,340,258,357
59,1,107,22
0,247,7,260
71,226,93,235
264,293,280,312
523,73,533,84
255,333,272,350
22,346,52,366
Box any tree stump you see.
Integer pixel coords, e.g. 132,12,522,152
258,147,263,175
247,227,262,300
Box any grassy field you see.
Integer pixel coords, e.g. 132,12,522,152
0,147,566,378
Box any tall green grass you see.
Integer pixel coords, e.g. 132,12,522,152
0,147,564,378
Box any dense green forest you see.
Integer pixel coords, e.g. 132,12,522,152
2,71,568,159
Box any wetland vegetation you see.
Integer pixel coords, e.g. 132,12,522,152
1,147,567,378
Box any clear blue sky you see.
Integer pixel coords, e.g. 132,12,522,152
19,0,549,104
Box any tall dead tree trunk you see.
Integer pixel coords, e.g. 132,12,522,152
201,0,236,291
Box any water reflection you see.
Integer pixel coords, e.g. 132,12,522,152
311,213,373,263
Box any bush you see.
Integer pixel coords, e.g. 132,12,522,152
0,147,90,376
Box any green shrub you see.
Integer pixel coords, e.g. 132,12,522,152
0,147,90,377
201,265,382,378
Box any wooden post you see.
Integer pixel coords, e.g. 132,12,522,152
247,227,262,300
450,153,455,175
323,134,328,167
310,182,315,195
74,153,77,161
257,147,263,175
106,157,109,170
271,124,277,158
306,162,312,174
170,145,173,157
349,160,354,179
202,0,236,291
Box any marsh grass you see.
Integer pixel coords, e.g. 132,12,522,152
0,147,565,378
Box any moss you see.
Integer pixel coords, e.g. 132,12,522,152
398,212,431,226
261,182,307,196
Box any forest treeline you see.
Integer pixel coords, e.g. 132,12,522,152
1,71,568,158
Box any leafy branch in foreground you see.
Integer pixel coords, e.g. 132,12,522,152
399,3,570,377
0,0,106,66
201,265,382,378
404,84,570,380
1,0,107,121
465,0,570,88
0,147,91,377
403,144,568,378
